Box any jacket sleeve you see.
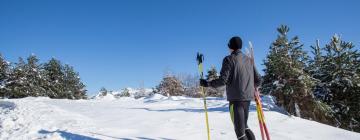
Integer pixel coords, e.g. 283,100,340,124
209,57,232,88
254,65,262,87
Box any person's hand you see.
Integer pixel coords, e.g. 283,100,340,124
200,79,209,87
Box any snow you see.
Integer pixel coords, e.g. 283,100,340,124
273,80,279,85
92,88,154,99
97,93,116,101
298,75,304,80
144,94,167,100
294,102,301,117
1,95,360,140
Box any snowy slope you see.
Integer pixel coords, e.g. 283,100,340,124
1,95,360,140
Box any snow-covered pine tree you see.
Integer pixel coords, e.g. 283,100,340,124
156,76,184,97
24,54,47,97
0,54,10,98
307,40,329,101
206,66,218,80
316,35,360,132
63,64,87,99
43,58,65,98
99,87,108,97
7,57,28,98
262,25,333,124
206,66,224,97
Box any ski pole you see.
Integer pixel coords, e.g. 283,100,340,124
255,93,266,140
249,42,271,140
255,89,271,140
197,52,211,140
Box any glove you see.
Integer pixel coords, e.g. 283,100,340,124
200,79,209,87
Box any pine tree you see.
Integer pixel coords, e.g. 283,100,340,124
0,54,10,98
24,54,46,97
308,40,329,101
7,57,28,98
262,25,333,124
63,64,87,99
4,55,87,99
314,35,360,131
206,66,224,97
99,87,108,97
206,66,218,81
43,58,65,98
7,55,47,97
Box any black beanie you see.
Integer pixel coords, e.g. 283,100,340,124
228,36,242,50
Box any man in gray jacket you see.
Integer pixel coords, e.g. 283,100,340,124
200,36,261,140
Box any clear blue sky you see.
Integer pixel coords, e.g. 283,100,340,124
1,0,359,94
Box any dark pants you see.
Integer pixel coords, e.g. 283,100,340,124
229,101,252,140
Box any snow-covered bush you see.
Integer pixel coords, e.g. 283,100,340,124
120,88,130,97
156,76,184,97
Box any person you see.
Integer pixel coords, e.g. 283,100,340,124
200,36,261,140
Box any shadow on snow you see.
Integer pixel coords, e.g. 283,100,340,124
91,132,175,140
130,102,287,114
39,130,100,140
39,130,175,140
0,101,16,110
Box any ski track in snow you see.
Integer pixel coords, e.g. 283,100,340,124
1,95,360,140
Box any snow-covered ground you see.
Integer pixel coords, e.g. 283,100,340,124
91,88,153,100
1,94,360,140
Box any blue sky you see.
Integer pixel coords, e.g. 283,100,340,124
1,0,359,94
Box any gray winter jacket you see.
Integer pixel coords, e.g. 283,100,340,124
209,50,261,101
